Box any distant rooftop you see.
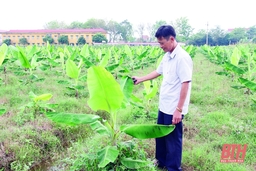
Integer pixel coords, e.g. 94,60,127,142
2,28,107,34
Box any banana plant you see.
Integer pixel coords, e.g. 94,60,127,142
45,66,175,169
19,91,55,118
0,43,8,66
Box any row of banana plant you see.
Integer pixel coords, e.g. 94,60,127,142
201,44,256,106
0,43,197,169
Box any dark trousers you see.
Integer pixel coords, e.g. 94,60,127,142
156,110,183,171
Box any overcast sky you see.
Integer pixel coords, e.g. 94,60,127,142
1,0,255,33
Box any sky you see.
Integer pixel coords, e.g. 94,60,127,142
1,0,255,33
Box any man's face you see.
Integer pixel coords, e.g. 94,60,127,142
157,36,174,52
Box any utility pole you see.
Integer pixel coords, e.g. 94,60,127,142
206,22,209,45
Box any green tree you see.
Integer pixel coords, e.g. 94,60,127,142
119,20,133,42
58,35,69,44
19,37,28,45
43,35,54,44
172,17,194,42
136,23,145,42
228,28,247,44
246,26,256,40
252,37,256,43
77,36,86,45
209,26,228,46
147,20,167,42
106,20,121,42
3,39,11,45
44,20,68,29
188,30,213,46
92,33,108,43
68,21,84,29
84,18,107,29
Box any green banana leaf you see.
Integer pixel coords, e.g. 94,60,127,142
0,43,8,66
0,109,6,116
230,47,240,66
120,76,134,102
120,124,175,139
238,77,256,91
87,66,124,113
33,93,53,102
98,145,119,168
17,47,31,68
45,112,100,126
121,157,148,169
224,62,245,75
66,59,80,79
143,80,158,100
90,120,110,135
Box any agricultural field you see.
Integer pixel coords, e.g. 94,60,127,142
0,43,255,171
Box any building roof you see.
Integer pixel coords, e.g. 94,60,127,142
2,28,107,34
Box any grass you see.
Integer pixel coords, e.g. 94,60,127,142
0,49,255,171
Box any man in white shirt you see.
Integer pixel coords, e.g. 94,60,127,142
132,25,193,171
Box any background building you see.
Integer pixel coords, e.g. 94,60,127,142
1,29,107,46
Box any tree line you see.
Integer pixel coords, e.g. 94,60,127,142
3,17,256,46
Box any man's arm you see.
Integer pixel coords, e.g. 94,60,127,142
132,70,160,85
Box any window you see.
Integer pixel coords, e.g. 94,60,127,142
86,35,89,38
37,36,39,39
76,35,79,38
37,43,40,45
71,35,73,39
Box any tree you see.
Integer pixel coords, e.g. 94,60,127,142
68,21,84,29
246,26,256,40
172,17,194,42
43,35,54,44
118,20,133,42
58,35,69,44
3,39,11,45
106,20,121,42
228,28,247,44
137,23,145,42
19,38,28,45
146,23,154,42
84,18,107,29
209,26,228,46
188,30,212,46
92,33,107,43
44,20,68,29
77,36,86,45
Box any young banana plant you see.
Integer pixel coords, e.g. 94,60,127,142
45,66,175,169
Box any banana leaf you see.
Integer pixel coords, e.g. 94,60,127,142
120,124,175,139
45,112,100,126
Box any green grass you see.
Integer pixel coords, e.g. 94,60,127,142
0,51,255,171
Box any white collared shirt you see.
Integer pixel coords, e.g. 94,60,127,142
156,44,193,115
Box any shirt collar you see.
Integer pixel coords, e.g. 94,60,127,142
168,44,180,59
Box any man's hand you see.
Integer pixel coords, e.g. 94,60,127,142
131,76,142,85
172,110,182,125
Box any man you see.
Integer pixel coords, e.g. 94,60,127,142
132,25,193,171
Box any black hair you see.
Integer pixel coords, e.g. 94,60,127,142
155,25,176,40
